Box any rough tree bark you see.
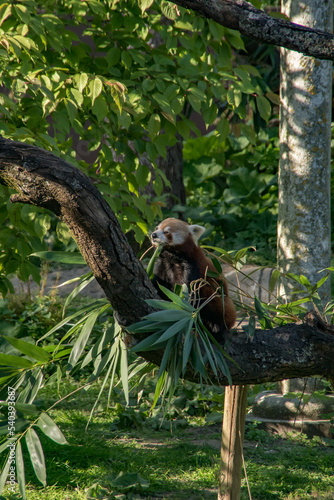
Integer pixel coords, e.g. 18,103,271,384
170,0,334,61
0,137,334,387
156,142,186,210
278,0,332,400
278,0,332,304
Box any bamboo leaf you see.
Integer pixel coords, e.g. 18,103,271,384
157,285,195,311
16,441,26,500
269,269,281,294
25,428,46,486
26,369,44,404
146,244,162,278
30,250,85,264
153,318,191,345
145,309,190,322
158,337,174,378
0,453,10,495
151,371,167,411
130,331,163,352
36,412,68,445
62,274,95,315
81,324,116,369
4,337,51,362
0,353,34,369
182,321,194,373
89,341,119,382
68,306,107,370
0,402,41,416
121,341,129,405
145,299,185,311
37,302,103,342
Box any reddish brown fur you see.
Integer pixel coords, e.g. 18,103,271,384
151,218,236,338
182,243,236,331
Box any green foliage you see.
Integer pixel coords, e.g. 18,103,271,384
1,241,332,497
178,127,279,264
0,0,277,282
86,472,150,499
128,283,233,408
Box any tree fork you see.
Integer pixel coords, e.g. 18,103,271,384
0,137,334,386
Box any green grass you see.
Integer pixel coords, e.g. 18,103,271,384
1,381,333,500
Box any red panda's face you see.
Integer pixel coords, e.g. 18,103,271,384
150,218,205,248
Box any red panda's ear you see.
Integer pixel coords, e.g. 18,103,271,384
189,224,206,244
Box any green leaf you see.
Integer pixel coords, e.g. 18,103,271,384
144,309,190,322
182,321,194,373
256,95,271,122
266,91,281,105
74,72,88,93
31,251,85,264
130,331,164,352
1,402,41,416
146,244,162,279
14,4,30,23
315,273,330,290
25,428,46,486
106,47,121,67
16,441,26,500
4,337,51,362
92,95,107,121
37,412,68,445
68,306,106,370
0,3,11,27
161,1,178,20
38,302,103,342
69,88,83,107
88,77,103,105
0,453,10,495
145,299,185,311
158,337,175,377
188,94,201,113
153,317,192,345
269,269,281,294
0,353,34,369
157,285,195,311
148,113,161,139
138,0,154,14
121,50,132,70
121,341,129,405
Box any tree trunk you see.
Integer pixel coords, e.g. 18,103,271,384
278,0,332,395
156,141,186,210
278,0,332,305
218,385,248,500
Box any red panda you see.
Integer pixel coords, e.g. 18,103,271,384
150,218,236,343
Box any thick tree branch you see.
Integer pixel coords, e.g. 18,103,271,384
171,0,334,60
0,137,334,386
0,137,157,326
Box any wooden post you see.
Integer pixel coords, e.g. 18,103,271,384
218,385,248,500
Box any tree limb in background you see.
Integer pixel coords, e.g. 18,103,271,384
0,137,334,386
171,0,334,61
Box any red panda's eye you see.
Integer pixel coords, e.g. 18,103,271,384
163,230,169,235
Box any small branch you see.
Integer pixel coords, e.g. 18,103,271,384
171,0,334,60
